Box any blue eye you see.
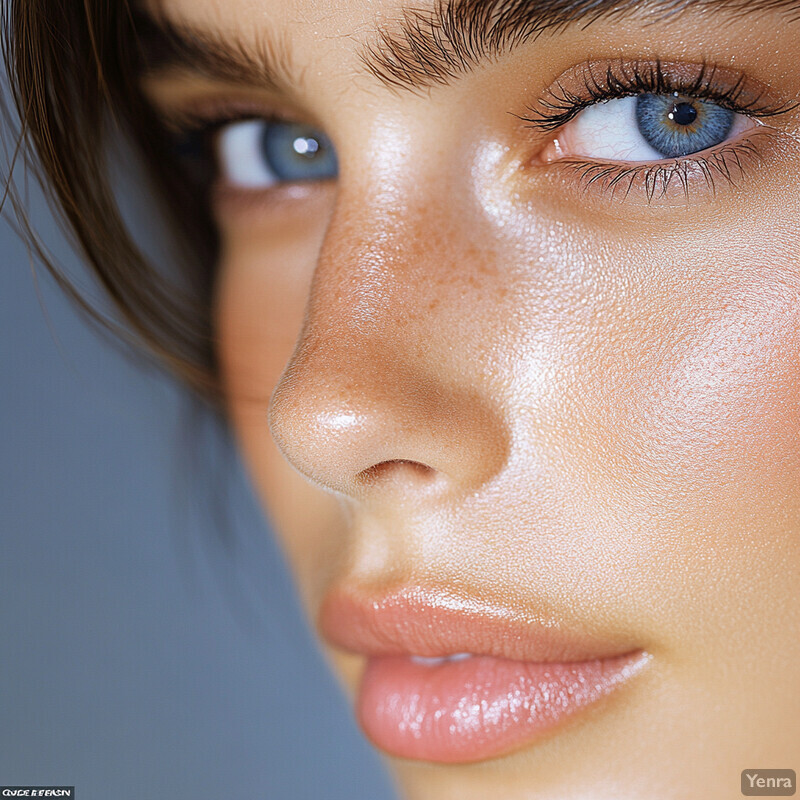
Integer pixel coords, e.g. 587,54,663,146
558,93,754,163
635,94,734,158
217,119,338,188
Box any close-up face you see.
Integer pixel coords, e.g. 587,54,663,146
139,0,800,796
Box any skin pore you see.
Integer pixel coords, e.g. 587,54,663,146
140,0,800,797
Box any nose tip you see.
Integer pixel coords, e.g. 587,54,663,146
268,349,508,500
266,174,510,503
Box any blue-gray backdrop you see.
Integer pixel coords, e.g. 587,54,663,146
0,134,397,799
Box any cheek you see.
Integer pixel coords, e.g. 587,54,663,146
460,224,800,653
213,185,338,402
605,268,800,515
644,292,800,491
213,208,349,602
561,244,800,653
215,241,306,403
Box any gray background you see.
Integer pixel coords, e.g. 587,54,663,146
0,140,397,798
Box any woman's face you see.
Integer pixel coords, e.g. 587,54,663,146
145,0,800,796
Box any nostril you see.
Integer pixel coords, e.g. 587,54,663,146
356,459,439,490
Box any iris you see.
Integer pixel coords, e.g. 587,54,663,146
636,93,735,159
261,122,338,182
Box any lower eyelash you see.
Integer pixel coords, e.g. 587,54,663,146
558,133,768,203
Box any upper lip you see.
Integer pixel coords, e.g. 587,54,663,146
319,584,640,663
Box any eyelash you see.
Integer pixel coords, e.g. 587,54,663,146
523,60,795,132
520,60,798,201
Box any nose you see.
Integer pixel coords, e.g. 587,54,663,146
268,187,509,501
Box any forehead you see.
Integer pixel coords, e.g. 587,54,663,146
146,0,426,100
142,0,800,107
151,0,391,53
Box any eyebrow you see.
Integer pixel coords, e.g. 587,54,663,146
365,0,800,90
134,11,291,91
135,0,799,94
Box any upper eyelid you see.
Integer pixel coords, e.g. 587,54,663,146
149,94,307,134
138,67,319,135
521,59,800,132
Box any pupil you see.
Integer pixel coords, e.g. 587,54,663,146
668,102,698,127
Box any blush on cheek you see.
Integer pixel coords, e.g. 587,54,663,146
633,280,800,503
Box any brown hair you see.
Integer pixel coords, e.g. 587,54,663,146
2,0,220,401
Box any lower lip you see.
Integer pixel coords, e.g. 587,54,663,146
357,652,647,763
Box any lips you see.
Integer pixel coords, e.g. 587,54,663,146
319,585,649,763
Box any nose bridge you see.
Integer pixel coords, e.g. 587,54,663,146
268,179,509,498
302,174,441,339
307,196,407,337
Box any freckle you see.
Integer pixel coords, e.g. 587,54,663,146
476,255,499,276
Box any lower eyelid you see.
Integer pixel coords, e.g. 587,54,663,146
525,125,781,208
211,178,336,228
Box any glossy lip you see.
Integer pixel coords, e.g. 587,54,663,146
319,585,649,763
319,584,641,663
